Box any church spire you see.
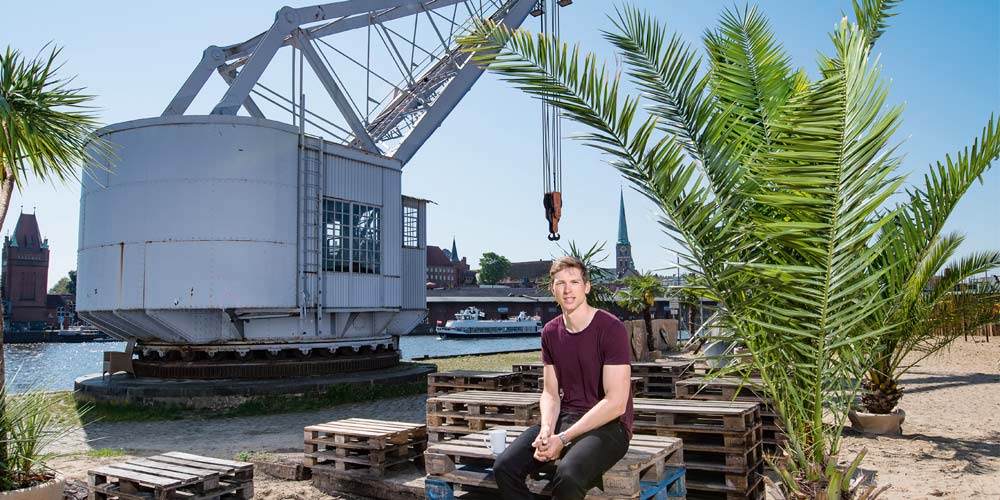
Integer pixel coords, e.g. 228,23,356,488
450,237,459,263
618,189,630,245
616,189,636,278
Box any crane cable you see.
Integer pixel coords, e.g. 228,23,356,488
541,0,563,241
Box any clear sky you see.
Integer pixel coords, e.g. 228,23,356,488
4,0,999,287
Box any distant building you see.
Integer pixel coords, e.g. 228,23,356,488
1,212,77,330
499,260,553,287
616,189,637,278
426,237,470,288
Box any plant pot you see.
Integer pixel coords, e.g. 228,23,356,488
849,408,905,435
0,475,64,500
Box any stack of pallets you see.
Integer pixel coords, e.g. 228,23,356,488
88,452,253,500
427,370,523,396
632,398,764,500
512,364,644,396
512,363,544,391
303,418,427,477
424,426,685,499
425,390,541,441
631,360,694,399
675,377,786,455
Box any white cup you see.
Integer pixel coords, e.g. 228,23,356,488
483,429,507,455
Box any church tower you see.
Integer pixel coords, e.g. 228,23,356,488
616,190,636,278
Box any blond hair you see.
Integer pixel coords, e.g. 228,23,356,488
549,256,589,282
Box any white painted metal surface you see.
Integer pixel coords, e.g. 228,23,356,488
78,115,427,345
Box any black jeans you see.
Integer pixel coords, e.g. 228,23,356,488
493,413,630,500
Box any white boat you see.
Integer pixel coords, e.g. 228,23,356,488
436,307,542,338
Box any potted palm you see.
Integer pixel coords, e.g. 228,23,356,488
0,387,79,500
1,45,109,498
853,273,1000,434
459,1,999,497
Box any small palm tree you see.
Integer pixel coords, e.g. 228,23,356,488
0,45,108,382
0,45,109,484
459,1,999,497
862,269,1000,414
616,273,665,355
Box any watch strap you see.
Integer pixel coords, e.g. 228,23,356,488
558,432,571,446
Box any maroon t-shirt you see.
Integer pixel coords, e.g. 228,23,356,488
541,309,634,438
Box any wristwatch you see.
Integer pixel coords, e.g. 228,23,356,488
557,432,571,447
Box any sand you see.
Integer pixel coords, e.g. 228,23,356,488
48,336,999,499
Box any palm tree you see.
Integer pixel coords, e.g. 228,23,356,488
616,273,665,356
0,45,109,387
458,1,1000,497
861,267,1000,414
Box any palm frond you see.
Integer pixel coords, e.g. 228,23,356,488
703,5,794,148
852,0,902,51
0,45,112,189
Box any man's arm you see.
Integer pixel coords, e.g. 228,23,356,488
558,363,630,443
532,364,562,460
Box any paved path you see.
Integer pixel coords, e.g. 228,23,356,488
60,393,429,458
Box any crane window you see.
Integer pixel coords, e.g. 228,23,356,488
323,198,381,274
403,205,419,248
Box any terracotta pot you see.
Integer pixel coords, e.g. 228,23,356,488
849,408,905,435
0,475,64,500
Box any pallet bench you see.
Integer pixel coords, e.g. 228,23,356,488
424,426,685,499
631,399,764,500
674,378,786,455
426,390,541,441
304,418,427,476
632,361,694,399
427,370,523,396
88,452,253,500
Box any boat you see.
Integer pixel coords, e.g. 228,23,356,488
436,307,542,338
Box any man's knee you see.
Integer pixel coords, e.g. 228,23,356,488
493,451,518,479
551,463,591,498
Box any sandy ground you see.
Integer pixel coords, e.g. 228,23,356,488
50,337,999,499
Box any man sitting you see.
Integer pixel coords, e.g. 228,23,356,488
494,257,634,500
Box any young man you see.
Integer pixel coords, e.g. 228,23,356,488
494,257,633,500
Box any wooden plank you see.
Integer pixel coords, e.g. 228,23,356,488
128,458,220,477
160,451,252,471
90,466,180,487
107,462,200,481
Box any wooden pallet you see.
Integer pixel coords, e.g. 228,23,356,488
684,461,765,500
424,426,685,499
631,398,763,499
427,371,523,396
88,452,253,500
674,378,786,453
426,390,541,441
511,363,544,391
632,361,693,398
304,418,427,476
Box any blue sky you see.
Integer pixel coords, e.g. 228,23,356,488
4,0,999,286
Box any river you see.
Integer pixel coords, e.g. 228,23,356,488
2,335,543,392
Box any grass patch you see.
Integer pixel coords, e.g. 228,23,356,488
427,351,542,372
80,448,127,458
234,450,279,462
220,381,428,418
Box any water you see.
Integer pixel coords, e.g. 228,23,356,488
2,335,542,392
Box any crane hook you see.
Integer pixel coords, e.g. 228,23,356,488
543,191,562,241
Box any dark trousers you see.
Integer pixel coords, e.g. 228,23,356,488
493,413,630,500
